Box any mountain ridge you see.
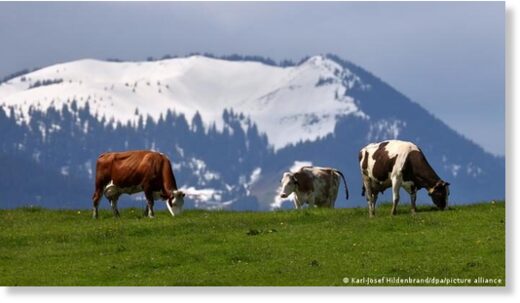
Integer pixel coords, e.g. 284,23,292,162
0,54,369,151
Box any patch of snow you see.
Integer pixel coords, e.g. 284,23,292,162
49,123,61,134
367,119,406,142
203,171,220,182
180,186,234,210
442,156,462,177
249,167,262,185
187,157,220,184
38,123,46,142
181,186,221,202
60,166,69,176
84,160,93,179
289,160,313,172
171,162,182,171
466,163,483,178
32,151,40,163
450,164,461,177
244,167,262,195
174,144,184,158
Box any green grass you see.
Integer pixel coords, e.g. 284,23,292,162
0,202,505,286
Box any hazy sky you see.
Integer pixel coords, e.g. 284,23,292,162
0,1,505,155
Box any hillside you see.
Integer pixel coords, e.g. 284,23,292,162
0,54,504,210
0,202,505,286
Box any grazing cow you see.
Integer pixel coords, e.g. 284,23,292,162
359,140,450,217
279,166,349,208
92,150,185,218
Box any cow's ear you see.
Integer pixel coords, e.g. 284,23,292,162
444,182,450,187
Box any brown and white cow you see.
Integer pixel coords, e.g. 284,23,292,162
279,166,349,208
359,140,450,217
92,150,185,218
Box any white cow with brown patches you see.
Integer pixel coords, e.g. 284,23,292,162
279,166,349,208
359,140,450,217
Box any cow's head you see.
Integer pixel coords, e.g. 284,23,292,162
428,181,450,210
166,190,185,216
279,172,298,199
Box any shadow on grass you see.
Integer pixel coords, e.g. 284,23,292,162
18,205,45,212
368,203,447,216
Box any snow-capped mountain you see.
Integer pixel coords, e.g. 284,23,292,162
1,55,366,150
0,54,504,210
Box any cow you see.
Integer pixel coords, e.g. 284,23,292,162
359,140,450,217
91,150,185,218
279,166,349,208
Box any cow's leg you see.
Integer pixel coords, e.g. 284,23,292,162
110,198,120,218
329,188,339,209
370,192,378,217
92,188,102,219
363,179,376,217
329,175,340,209
410,190,417,215
145,191,155,218
365,185,376,217
308,196,316,208
402,185,417,215
391,178,401,216
293,195,303,209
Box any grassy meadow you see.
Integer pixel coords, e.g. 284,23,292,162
0,202,505,286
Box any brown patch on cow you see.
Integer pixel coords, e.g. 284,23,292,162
320,169,333,200
402,150,440,189
313,169,336,207
293,169,314,193
371,142,397,182
402,150,418,183
361,150,369,172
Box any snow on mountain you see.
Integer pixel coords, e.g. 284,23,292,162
0,55,367,150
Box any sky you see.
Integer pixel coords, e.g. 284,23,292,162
0,1,505,155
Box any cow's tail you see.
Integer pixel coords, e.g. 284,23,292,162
334,170,349,200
